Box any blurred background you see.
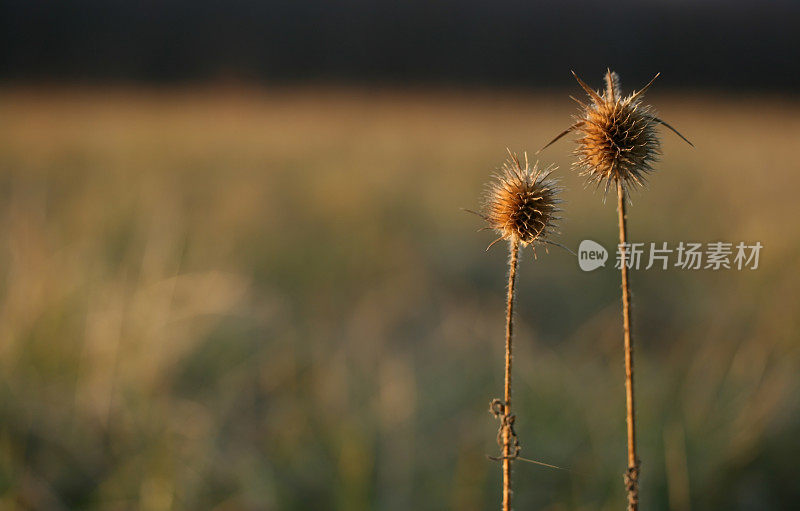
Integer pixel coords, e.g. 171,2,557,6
1,1,799,510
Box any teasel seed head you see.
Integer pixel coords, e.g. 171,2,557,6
540,69,693,194
480,151,562,251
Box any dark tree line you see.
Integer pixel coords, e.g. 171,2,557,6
1,0,798,90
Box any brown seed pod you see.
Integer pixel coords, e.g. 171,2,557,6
482,152,562,250
541,70,692,194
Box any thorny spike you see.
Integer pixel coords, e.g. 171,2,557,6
571,70,603,104
629,73,661,103
537,123,581,154
506,147,520,167
604,69,621,101
486,236,505,252
569,95,589,108
462,207,488,220
650,116,694,147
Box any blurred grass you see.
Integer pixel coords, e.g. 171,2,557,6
0,86,798,510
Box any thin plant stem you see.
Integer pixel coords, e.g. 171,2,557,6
502,240,519,511
616,179,639,511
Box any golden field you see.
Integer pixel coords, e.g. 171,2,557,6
0,86,798,510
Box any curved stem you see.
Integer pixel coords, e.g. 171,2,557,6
617,180,639,511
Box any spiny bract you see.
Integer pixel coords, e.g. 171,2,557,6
541,70,692,193
483,153,561,250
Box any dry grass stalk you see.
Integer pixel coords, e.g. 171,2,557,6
540,70,692,511
477,152,561,511
617,178,639,510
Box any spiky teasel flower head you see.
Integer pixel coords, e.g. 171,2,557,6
540,69,692,194
480,151,562,251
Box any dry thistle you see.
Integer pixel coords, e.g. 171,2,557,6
540,69,692,194
540,70,692,511
474,151,562,511
482,152,561,252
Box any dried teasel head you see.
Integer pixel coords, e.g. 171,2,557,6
479,151,562,251
540,69,693,194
